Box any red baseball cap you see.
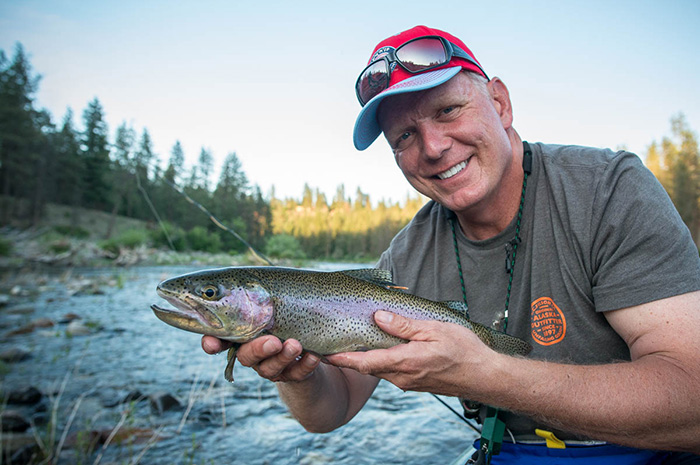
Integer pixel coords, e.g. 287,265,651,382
353,25,487,150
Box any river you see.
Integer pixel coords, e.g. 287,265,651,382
0,265,477,464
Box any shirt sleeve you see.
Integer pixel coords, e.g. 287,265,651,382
589,152,700,312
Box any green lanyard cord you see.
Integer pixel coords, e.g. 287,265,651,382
452,141,533,465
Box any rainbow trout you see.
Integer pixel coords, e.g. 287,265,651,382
151,267,531,382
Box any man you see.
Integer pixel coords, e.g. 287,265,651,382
203,26,700,463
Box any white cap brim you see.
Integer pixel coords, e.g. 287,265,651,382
353,66,462,151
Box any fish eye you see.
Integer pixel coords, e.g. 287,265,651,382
201,285,219,300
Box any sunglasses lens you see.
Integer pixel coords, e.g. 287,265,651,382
396,38,448,72
357,59,390,105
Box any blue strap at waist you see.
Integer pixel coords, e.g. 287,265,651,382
474,440,670,465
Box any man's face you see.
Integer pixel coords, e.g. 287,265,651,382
377,72,514,215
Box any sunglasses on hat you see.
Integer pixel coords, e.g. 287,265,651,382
355,35,490,107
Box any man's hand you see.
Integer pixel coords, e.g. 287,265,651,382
201,335,321,383
326,310,499,397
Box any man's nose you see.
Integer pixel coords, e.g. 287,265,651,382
420,126,452,160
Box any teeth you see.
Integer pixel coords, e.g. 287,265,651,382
437,161,467,180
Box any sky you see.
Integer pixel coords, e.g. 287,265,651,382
1,0,699,204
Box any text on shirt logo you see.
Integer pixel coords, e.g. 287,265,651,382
530,297,567,346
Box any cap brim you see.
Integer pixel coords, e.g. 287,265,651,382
353,66,462,151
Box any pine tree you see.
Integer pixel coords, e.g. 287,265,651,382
164,140,185,185
196,147,214,192
646,114,700,244
54,108,83,206
105,122,137,232
81,97,111,210
0,43,42,215
133,128,155,180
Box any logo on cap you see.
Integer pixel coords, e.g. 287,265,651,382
370,46,397,72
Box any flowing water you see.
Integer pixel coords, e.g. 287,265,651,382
0,265,477,464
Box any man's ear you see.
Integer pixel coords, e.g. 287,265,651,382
487,77,513,129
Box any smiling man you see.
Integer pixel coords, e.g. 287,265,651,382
202,26,700,464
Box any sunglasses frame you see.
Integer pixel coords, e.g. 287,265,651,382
355,35,489,107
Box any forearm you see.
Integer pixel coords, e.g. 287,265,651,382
483,353,700,452
277,364,379,433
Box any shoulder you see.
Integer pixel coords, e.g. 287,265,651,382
531,143,665,220
533,143,647,179
377,200,450,273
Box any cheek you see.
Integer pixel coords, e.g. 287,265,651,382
394,150,418,177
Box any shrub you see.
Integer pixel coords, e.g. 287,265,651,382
49,240,71,254
151,222,187,251
0,237,11,256
265,234,306,260
53,225,90,239
100,228,151,254
186,226,221,253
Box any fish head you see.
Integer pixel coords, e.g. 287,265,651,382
151,268,274,342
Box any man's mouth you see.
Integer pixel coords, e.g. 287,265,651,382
436,160,468,180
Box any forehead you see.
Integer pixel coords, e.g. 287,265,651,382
376,72,475,130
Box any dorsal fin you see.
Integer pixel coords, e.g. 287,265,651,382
443,300,470,319
340,269,397,288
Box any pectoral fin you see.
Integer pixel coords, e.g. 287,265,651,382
224,343,242,383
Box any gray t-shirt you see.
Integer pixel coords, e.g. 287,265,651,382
377,142,700,440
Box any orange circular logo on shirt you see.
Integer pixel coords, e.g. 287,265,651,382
530,297,567,346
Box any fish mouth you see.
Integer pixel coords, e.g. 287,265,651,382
436,160,468,180
152,289,224,332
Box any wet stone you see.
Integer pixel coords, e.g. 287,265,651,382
11,443,41,465
0,347,31,363
149,391,182,415
7,386,43,405
66,320,92,336
124,389,145,403
1,410,31,432
58,312,81,324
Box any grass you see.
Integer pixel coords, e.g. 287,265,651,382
1,367,225,465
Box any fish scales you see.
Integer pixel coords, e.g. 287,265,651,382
151,266,531,381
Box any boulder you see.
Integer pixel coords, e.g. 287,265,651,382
149,392,182,415
0,347,31,362
66,320,92,336
7,386,42,405
1,410,30,432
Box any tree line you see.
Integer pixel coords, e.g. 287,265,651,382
1,43,699,261
644,114,700,245
0,43,426,260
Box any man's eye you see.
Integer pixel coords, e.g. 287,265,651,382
400,132,411,141
442,106,455,114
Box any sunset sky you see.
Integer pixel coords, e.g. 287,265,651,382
2,0,698,203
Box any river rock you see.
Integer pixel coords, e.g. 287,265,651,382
32,317,54,328
66,320,92,336
7,386,42,405
6,306,34,315
1,433,39,465
124,389,145,403
149,392,182,415
1,410,30,432
0,347,31,362
5,318,55,337
58,312,81,324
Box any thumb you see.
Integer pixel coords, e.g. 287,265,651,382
374,310,427,340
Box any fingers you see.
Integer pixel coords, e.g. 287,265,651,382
235,336,321,383
374,310,433,340
201,335,233,354
325,350,390,376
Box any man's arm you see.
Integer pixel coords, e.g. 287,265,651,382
202,335,379,433
327,291,700,452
